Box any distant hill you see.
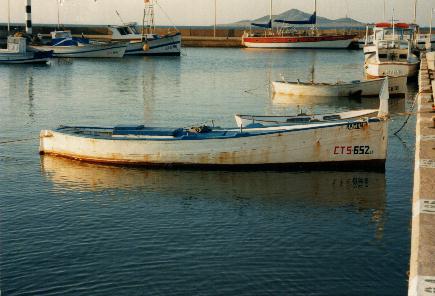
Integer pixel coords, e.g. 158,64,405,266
221,9,364,28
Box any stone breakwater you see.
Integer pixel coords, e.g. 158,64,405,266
408,53,435,296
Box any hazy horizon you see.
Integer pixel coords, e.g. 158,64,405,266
0,0,434,27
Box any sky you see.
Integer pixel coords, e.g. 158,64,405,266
1,0,434,27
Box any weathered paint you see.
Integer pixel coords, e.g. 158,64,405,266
30,42,128,58
272,76,407,97
40,120,388,169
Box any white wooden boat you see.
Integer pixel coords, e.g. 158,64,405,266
39,80,390,169
235,109,379,128
30,31,127,58
108,24,181,56
272,76,407,97
39,116,388,169
363,23,419,78
0,36,52,64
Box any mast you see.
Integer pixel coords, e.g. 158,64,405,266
314,0,317,28
214,0,217,37
25,0,32,34
413,0,417,24
57,0,61,29
383,0,386,22
7,0,10,33
270,0,273,30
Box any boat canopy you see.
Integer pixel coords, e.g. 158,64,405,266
275,12,316,25
251,20,272,29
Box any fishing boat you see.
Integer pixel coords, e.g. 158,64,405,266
272,76,407,97
39,80,390,169
241,0,356,49
0,36,52,64
363,22,419,78
234,109,379,128
102,0,181,56
107,23,181,56
30,31,128,58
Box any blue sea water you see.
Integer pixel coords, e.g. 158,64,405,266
0,48,415,295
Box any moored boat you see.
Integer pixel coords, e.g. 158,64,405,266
108,24,182,56
363,22,420,78
241,0,355,49
30,31,128,58
39,80,390,170
234,109,379,128
272,76,407,97
0,36,52,64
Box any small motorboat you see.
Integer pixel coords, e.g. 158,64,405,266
39,80,390,170
272,76,407,97
0,36,52,64
30,31,128,58
107,23,182,56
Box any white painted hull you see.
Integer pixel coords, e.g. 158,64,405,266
235,109,379,128
30,43,127,58
40,119,388,168
0,54,49,64
243,39,353,49
272,76,407,97
365,56,419,78
122,34,181,56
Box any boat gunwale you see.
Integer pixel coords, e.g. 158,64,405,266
50,118,383,142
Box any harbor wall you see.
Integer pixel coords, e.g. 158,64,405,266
0,25,367,48
408,53,435,296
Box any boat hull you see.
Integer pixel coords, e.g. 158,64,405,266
40,120,388,169
272,76,407,97
365,59,419,78
242,35,355,49
30,43,127,58
123,33,181,56
0,51,52,64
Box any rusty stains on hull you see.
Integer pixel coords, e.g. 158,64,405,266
39,151,386,172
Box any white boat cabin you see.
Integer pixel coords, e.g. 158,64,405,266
109,23,158,41
5,37,27,53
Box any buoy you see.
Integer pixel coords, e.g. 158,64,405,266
143,44,149,51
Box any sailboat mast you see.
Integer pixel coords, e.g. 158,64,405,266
314,0,317,28
413,0,417,24
383,0,386,22
270,0,273,30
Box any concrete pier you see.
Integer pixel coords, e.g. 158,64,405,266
408,53,435,296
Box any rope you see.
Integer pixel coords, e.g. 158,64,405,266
244,81,270,95
155,1,179,32
394,93,419,135
0,137,39,145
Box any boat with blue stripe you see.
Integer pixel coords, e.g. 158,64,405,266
30,30,128,58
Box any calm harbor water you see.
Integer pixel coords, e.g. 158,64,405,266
0,48,415,295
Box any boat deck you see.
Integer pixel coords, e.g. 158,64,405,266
56,118,381,141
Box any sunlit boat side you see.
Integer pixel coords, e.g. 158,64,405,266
272,76,407,97
39,80,390,170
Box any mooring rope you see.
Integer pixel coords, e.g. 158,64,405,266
0,137,39,145
394,93,419,135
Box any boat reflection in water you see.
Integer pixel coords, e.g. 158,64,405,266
40,155,387,239
272,93,406,115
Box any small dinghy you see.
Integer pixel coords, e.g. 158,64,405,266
39,80,391,170
272,75,406,97
0,36,52,64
